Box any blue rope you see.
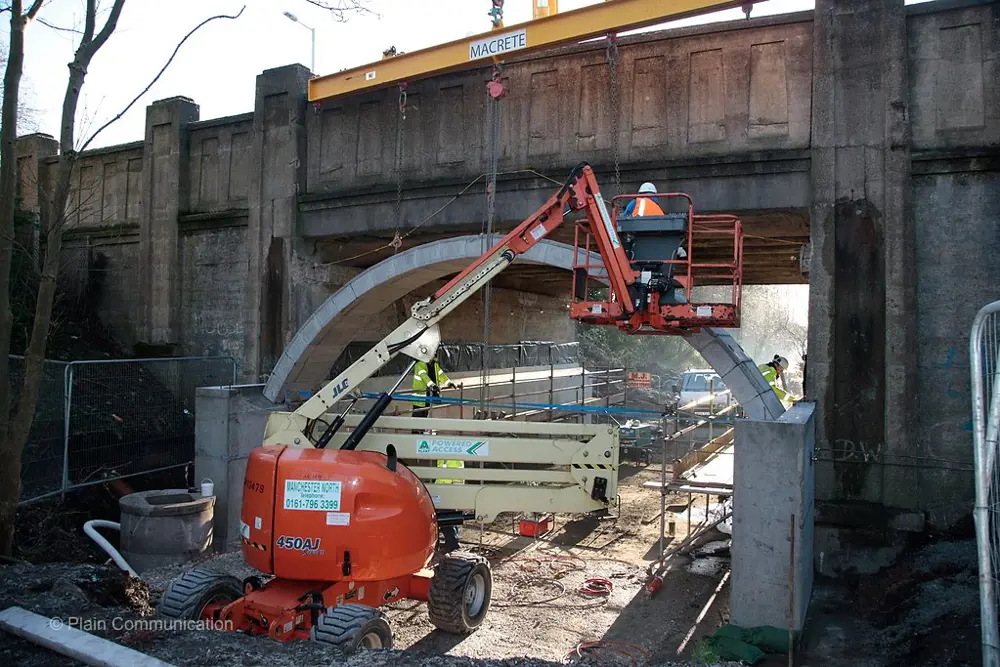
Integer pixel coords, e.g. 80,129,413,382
353,391,736,423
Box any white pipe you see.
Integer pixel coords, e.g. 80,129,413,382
83,520,137,578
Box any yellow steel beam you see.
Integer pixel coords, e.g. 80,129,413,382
308,0,760,102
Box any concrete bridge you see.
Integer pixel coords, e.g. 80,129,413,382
13,0,1000,530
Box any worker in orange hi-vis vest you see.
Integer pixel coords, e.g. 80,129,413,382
624,182,665,216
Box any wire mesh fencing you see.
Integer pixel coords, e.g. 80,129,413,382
971,300,1000,667
13,355,236,505
9,356,70,503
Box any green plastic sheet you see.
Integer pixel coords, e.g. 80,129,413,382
693,624,799,665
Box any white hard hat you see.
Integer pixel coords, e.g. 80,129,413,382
638,182,657,194
774,355,789,370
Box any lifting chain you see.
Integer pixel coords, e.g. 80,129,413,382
606,32,621,200
487,62,506,100
393,82,408,253
480,64,504,412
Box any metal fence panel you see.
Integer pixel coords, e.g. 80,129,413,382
13,355,235,504
63,357,236,489
971,301,1000,667
9,356,69,503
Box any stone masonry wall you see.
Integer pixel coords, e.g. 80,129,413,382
14,0,1000,526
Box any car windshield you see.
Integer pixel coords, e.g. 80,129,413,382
683,374,726,392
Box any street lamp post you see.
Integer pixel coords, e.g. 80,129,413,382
283,11,316,73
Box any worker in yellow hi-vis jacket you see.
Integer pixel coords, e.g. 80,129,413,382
412,354,462,552
412,355,456,418
758,354,792,406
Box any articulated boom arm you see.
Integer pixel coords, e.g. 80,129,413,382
267,162,632,444
259,162,740,520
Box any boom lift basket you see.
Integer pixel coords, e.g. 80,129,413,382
570,192,744,335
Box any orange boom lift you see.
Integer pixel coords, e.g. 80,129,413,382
157,162,742,652
157,0,759,654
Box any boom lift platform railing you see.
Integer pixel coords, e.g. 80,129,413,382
572,192,743,334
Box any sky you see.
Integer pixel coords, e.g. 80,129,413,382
12,0,933,149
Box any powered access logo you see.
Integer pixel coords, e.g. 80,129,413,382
417,439,489,456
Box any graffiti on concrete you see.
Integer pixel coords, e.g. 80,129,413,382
192,315,244,337
937,347,965,400
833,438,883,464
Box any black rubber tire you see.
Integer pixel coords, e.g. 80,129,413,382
157,567,244,620
310,604,393,654
427,551,492,634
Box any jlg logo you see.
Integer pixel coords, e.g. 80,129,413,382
330,378,349,399
276,535,323,555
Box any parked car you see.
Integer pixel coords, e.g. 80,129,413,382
674,369,732,412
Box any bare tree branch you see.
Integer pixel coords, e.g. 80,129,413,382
0,0,44,18
79,5,246,152
303,0,377,21
81,0,95,43
36,17,82,34
89,0,125,52
24,0,43,20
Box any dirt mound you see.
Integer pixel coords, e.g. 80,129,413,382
853,538,979,667
0,562,152,667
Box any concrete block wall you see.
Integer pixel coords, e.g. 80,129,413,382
194,385,283,551
731,401,816,632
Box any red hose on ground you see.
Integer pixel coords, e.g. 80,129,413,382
567,639,651,665
577,577,613,596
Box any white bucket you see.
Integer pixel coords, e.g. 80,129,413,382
200,478,214,498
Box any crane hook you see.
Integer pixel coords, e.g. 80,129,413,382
489,0,505,29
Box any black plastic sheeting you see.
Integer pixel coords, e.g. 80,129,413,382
326,340,579,379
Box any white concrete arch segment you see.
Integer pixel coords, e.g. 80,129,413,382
264,235,784,420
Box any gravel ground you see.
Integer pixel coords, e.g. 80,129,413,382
0,464,741,667
874,538,980,666
804,534,981,667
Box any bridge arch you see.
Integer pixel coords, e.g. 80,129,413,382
264,236,783,420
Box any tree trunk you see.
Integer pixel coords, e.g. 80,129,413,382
0,0,30,558
0,0,245,557
0,0,126,558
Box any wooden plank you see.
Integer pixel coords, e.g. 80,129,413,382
673,427,735,479
0,606,176,667
671,484,733,496
641,481,732,495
